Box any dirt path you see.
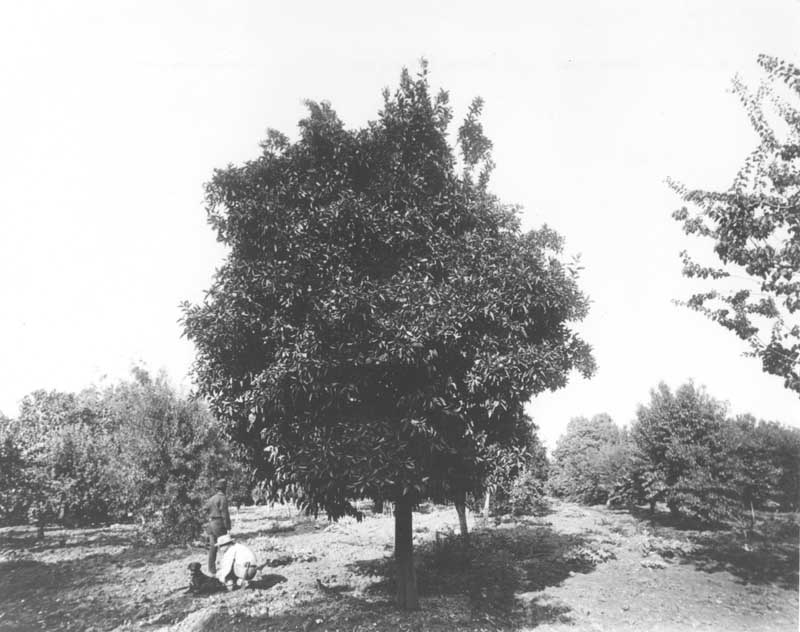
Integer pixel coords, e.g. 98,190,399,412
0,500,796,631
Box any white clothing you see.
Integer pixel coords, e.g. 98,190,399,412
215,542,257,583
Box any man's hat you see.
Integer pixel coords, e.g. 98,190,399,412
216,534,234,547
215,479,227,490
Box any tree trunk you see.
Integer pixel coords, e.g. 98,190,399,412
454,492,469,546
36,521,45,541
394,495,419,610
667,499,680,518
373,498,384,514
483,490,491,520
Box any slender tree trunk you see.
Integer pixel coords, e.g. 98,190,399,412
454,491,469,546
394,495,419,610
483,490,491,520
667,499,680,518
36,521,45,541
373,498,384,514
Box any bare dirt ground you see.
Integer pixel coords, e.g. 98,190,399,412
0,499,797,632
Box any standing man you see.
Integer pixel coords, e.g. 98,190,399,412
204,479,231,574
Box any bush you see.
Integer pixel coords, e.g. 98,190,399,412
506,469,549,516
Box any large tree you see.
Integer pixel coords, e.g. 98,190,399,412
672,55,800,395
182,64,594,608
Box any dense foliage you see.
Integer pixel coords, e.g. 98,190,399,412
480,414,549,516
0,370,247,544
608,382,800,524
182,63,595,607
547,414,628,505
672,55,800,395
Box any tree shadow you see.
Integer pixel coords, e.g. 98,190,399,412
347,523,606,629
0,540,200,631
627,507,799,590
627,505,714,531
0,525,136,551
233,516,321,541
678,530,799,590
0,558,159,632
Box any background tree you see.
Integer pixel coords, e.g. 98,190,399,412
547,413,628,505
0,416,29,526
722,415,800,512
5,390,107,537
671,55,800,395
627,382,734,523
182,63,595,608
757,420,800,510
100,368,247,543
489,426,550,518
0,371,246,544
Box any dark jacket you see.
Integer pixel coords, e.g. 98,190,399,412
204,491,231,530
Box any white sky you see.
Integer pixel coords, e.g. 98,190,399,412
0,0,798,449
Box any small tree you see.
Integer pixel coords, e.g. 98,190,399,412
628,382,735,523
101,369,245,543
672,55,800,395
0,423,29,526
7,390,107,537
722,416,800,512
548,413,627,505
183,63,594,608
480,415,548,517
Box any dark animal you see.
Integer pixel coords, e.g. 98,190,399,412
186,562,223,594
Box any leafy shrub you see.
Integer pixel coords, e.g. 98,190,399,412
505,469,549,516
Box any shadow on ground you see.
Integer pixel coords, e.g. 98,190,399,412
233,516,321,542
627,505,799,590
0,540,194,631
0,527,135,552
680,529,799,590
346,524,603,629
227,522,599,631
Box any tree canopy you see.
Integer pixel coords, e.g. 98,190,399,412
672,55,800,395
548,413,627,505
182,63,594,607
0,371,245,543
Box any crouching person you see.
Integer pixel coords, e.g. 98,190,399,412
215,534,258,590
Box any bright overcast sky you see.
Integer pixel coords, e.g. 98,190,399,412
0,1,798,448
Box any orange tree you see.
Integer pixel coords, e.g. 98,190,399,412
182,64,594,609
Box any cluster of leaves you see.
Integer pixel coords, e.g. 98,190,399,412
182,62,595,521
611,381,800,525
672,55,800,395
0,370,248,543
472,415,550,516
547,414,629,505
505,467,550,517
0,419,28,525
